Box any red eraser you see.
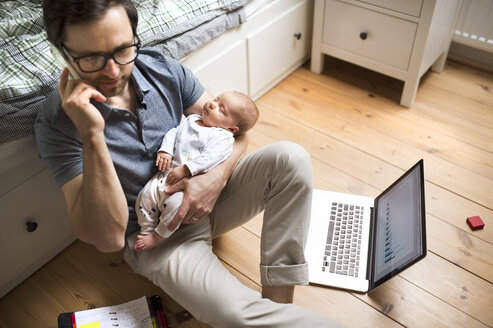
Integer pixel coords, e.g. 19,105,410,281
466,216,485,230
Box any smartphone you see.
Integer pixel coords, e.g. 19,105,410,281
50,44,81,79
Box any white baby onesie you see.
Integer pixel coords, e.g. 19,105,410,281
136,114,234,238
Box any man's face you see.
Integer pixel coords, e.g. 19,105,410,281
63,5,135,98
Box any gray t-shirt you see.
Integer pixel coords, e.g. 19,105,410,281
34,47,204,235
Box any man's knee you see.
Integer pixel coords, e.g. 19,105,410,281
266,141,313,188
272,141,311,164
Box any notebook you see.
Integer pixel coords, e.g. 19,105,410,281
305,159,426,293
57,295,167,328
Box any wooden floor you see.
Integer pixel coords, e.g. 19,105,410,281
1,57,492,327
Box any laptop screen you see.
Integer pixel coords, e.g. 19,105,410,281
369,160,426,292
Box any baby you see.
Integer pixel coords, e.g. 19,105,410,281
134,91,259,251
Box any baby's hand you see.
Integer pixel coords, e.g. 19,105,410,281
166,166,191,185
156,152,173,171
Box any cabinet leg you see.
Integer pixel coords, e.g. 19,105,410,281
401,79,419,108
431,51,447,73
310,52,325,74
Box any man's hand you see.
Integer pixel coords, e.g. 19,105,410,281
166,165,191,185
165,167,225,231
58,68,107,139
156,151,173,171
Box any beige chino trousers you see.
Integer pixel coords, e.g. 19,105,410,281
124,142,343,327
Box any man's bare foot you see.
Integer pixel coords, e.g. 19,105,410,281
134,232,165,251
262,285,295,303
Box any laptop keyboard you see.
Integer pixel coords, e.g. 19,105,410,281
322,202,364,277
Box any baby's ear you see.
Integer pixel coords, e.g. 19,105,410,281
228,126,239,134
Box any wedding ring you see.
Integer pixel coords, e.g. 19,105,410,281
191,216,198,222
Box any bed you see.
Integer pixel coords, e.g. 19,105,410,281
0,0,252,145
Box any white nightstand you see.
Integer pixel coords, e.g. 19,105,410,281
310,0,461,107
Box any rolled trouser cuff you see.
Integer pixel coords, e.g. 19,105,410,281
260,262,309,286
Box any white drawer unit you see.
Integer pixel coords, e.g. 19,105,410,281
182,0,313,100
247,0,312,98
0,151,76,298
359,0,423,17
184,34,249,97
321,1,417,70
311,0,461,107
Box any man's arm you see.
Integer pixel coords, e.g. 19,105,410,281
183,90,213,116
58,68,128,252
61,135,128,252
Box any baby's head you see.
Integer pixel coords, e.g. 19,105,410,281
201,91,259,135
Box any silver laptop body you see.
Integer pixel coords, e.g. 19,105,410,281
305,160,426,293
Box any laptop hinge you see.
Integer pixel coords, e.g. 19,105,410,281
366,206,376,286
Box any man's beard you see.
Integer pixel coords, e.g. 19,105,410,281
96,74,131,98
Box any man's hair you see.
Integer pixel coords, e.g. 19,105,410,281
231,91,259,136
43,0,138,48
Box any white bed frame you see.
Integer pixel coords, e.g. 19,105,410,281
0,0,313,298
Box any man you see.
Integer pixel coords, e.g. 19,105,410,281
36,0,342,327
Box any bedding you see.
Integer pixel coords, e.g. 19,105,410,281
0,0,247,145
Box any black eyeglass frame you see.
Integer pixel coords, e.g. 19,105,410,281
62,37,141,73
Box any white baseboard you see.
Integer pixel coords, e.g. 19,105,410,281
448,42,493,72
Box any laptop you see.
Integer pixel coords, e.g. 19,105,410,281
305,159,426,293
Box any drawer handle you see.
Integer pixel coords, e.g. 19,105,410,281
294,33,302,40
359,32,368,40
26,220,38,233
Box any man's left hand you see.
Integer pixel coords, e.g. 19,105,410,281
165,168,226,230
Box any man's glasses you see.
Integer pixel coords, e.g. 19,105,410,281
62,38,141,73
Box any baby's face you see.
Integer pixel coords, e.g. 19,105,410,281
201,92,241,133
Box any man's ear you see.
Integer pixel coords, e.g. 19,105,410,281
228,126,239,134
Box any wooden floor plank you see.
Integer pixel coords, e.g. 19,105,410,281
251,106,493,239
425,183,492,244
67,241,216,328
412,99,493,153
293,66,493,154
399,252,493,326
356,276,488,328
289,65,493,164
256,97,493,210
258,79,493,209
243,210,493,326
44,245,127,311
320,58,493,134
427,214,493,283
293,286,404,327
213,227,401,327
251,108,406,191
65,242,188,314
421,61,493,114
315,61,493,161
215,225,489,328
0,267,66,327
